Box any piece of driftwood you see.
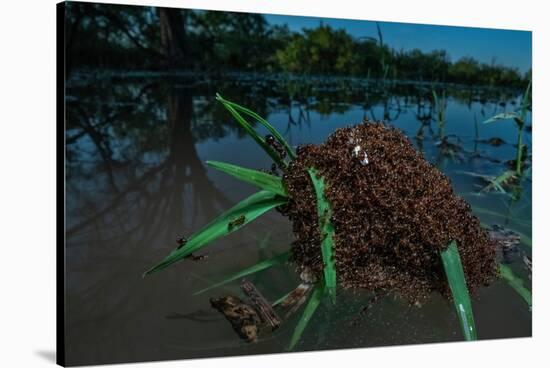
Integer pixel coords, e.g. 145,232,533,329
489,225,521,249
210,295,261,342
523,254,532,280
489,224,521,263
488,225,532,280
240,279,281,330
272,268,316,319
523,254,532,272
279,283,313,319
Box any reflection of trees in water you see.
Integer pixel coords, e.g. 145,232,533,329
65,76,526,245
66,78,524,232
414,95,434,152
64,80,311,364
367,94,403,122
66,82,234,249
65,84,241,363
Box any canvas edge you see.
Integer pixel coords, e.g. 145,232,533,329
56,1,67,367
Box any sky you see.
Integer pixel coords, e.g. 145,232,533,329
264,14,532,73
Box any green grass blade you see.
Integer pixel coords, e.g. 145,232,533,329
483,112,520,124
307,168,337,302
193,250,291,295
520,80,532,121
470,205,531,230
272,289,294,307
432,90,439,108
517,230,532,248
287,282,324,351
498,263,532,308
482,170,516,193
258,231,272,251
493,170,517,185
216,95,296,160
216,94,285,167
440,240,477,341
206,160,287,197
143,191,287,276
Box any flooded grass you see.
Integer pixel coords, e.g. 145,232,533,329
142,95,526,348
484,81,531,174
65,72,531,365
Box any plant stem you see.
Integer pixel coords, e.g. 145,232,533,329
515,126,523,176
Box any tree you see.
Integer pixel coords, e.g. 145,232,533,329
157,8,187,67
449,57,480,85
276,24,357,75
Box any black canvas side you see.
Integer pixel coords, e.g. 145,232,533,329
56,1,66,367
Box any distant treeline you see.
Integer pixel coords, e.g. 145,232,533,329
66,2,531,88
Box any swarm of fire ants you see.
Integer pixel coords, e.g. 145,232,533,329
279,121,497,302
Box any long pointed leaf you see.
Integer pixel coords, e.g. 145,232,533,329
520,80,531,122
206,160,287,197
216,94,286,167
493,170,517,185
308,169,337,302
483,112,520,124
194,250,291,295
287,282,324,351
440,241,477,341
482,170,516,193
498,263,532,308
144,191,287,276
272,289,294,307
216,95,296,160
471,206,531,230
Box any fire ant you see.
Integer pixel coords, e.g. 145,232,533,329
176,236,188,250
228,215,246,232
187,254,208,261
265,134,286,160
176,236,207,261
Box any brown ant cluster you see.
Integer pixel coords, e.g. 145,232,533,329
281,121,497,302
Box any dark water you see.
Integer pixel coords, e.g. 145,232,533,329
65,72,532,366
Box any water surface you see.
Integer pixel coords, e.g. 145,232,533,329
65,72,532,366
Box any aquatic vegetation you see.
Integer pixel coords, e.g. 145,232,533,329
481,170,517,194
307,169,337,301
214,94,291,168
499,264,532,308
440,241,477,340
194,251,291,295
144,96,530,348
288,282,325,351
216,94,296,161
144,190,286,275
206,160,287,196
432,89,446,139
484,80,531,176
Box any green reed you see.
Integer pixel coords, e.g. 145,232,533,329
144,95,530,348
484,80,531,176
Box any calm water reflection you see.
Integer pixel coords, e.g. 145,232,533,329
65,72,531,365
